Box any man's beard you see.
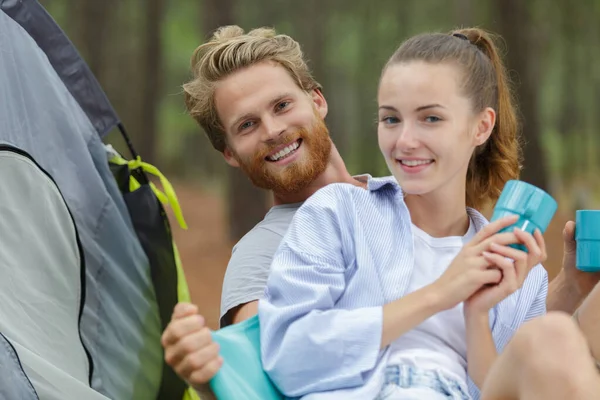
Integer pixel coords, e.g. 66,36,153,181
233,115,332,195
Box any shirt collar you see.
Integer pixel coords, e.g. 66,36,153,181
368,176,491,231
367,175,400,193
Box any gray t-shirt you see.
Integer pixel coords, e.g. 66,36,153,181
219,202,302,327
219,175,371,327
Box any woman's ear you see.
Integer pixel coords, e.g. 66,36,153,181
473,107,496,146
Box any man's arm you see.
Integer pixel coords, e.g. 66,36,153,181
547,221,600,314
220,224,286,327
163,223,286,397
547,270,585,313
163,300,258,399
231,301,259,324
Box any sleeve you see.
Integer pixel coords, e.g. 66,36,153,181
491,264,549,353
258,186,383,397
220,227,285,327
522,265,548,322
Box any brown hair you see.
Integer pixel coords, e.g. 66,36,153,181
183,25,321,152
383,28,522,210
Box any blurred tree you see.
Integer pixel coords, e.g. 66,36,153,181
137,0,166,164
298,0,343,151
203,0,269,242
454,0,474,26
66,0,115,84
495,0,549,191
557,0,582,185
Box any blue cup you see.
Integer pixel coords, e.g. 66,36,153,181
575,210,600,272
490,180,558,252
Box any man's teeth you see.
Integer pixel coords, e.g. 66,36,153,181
268,141,300,161
400,159,433,166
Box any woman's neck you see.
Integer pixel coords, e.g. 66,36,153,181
405,190,470,238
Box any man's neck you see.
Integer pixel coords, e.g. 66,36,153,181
272,147,365,205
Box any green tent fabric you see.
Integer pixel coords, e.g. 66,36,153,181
0,0,196,398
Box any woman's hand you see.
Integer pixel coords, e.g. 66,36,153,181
433,215,522,310
464,228,547,316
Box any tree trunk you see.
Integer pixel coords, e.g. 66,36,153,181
557,0,581,183
66,1,114,84
137,0,166,164
495,0,549,191
203,0,269,242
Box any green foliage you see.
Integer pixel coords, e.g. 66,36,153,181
40,0,599,205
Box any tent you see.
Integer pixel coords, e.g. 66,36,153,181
0,0,198,398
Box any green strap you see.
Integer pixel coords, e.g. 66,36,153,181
109,154,200,400
110,156,188,230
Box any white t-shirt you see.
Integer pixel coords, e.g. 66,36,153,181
387,218,476,384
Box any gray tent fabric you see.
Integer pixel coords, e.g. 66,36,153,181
0,149,109,400
0,5,173,400
0,333,38,399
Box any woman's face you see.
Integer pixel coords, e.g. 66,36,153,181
377,61,495,200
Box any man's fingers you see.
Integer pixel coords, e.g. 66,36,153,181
189,356,224,387
161,314,206,348
178,341,221,380
563,220,576,255
173,302,199,319
164,326,213,367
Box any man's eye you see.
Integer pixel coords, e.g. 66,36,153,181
276,101,290,111
240,121,255,131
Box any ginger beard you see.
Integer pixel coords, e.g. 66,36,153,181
231,113,332,195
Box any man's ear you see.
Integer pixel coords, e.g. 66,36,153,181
223,147,240,167
311,88,328,119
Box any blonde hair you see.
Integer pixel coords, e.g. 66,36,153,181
384,28,522,210
183,25,321,152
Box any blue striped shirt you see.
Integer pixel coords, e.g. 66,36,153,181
258,176,548,400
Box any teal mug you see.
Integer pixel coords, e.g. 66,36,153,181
491,180,558,252
210,315,284,400
575,210,600,272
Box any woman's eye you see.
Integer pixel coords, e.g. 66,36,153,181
424,116,441,123
382,116,400,124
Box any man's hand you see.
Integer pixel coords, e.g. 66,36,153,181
161,303,223,390
563,220,600,296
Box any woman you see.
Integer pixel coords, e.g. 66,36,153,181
258,28,548,400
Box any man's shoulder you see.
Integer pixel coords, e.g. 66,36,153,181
233,203,301,249
221,205,301,325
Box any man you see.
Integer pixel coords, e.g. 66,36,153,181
161,25,600,398
161,25,369,398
